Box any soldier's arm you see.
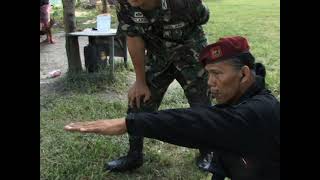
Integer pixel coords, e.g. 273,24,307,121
115,1,150,107
116,1,146,85
185,0,210,25
168,0,210,25
127,36,146,84
115,1,145,83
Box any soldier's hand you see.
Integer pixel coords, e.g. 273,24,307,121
128,81,151,108
64,118,127,135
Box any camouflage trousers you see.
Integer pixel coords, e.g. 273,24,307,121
126,45,212,155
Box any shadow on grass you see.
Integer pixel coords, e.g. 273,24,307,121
49,63,133,95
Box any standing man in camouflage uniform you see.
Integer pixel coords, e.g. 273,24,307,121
106,0,213,172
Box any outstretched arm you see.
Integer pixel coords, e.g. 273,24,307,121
64,105,269,156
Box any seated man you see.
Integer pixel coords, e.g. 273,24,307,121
65,36,280,180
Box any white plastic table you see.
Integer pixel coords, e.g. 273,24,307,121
68,28,121,75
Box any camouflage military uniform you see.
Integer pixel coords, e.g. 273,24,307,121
116,0,211,111
113,0,212,167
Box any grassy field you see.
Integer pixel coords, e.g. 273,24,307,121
41,0,280,179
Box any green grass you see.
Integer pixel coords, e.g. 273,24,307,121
41,0,279,179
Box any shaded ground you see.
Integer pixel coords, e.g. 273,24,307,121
40,32,86,81
40,32,135,102
40,32,180,100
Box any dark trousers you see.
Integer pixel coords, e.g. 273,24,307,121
127,60,211,154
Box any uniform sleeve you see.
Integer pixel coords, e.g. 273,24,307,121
169,0,210,25
126,105,277,156
115,1,142,37
188,0,210,25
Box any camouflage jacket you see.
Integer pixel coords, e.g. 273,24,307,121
115,0,210,58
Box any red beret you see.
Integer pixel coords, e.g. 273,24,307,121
199,36,250,66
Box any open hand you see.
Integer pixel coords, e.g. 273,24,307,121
64,118,127,135
128,81,151,108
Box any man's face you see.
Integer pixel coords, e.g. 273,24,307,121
205,60,244,104
128,0,146,7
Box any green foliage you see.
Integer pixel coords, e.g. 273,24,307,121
51,4,118,33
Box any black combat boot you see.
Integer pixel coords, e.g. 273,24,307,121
196,149,213,172
197,150,226,180
105,136,143,172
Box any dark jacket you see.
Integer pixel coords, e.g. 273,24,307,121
126,76,280,180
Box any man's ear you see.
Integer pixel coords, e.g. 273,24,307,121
240,66,251,83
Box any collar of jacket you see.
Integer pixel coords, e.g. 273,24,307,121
233,75,267,105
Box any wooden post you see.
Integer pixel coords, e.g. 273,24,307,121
89,0,96,6
62,0,82,73
101,0,109,13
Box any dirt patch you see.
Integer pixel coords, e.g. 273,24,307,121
40,32,86,100
40,32,86,80
40,32,180,101
40,32,132,101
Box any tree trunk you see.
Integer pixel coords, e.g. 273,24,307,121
62,0,82,73
101,0,108,13
76,0,81,7
89,0,96,6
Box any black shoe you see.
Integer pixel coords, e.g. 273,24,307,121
105,153,143,172
197,152,227,180
196,152,213,172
